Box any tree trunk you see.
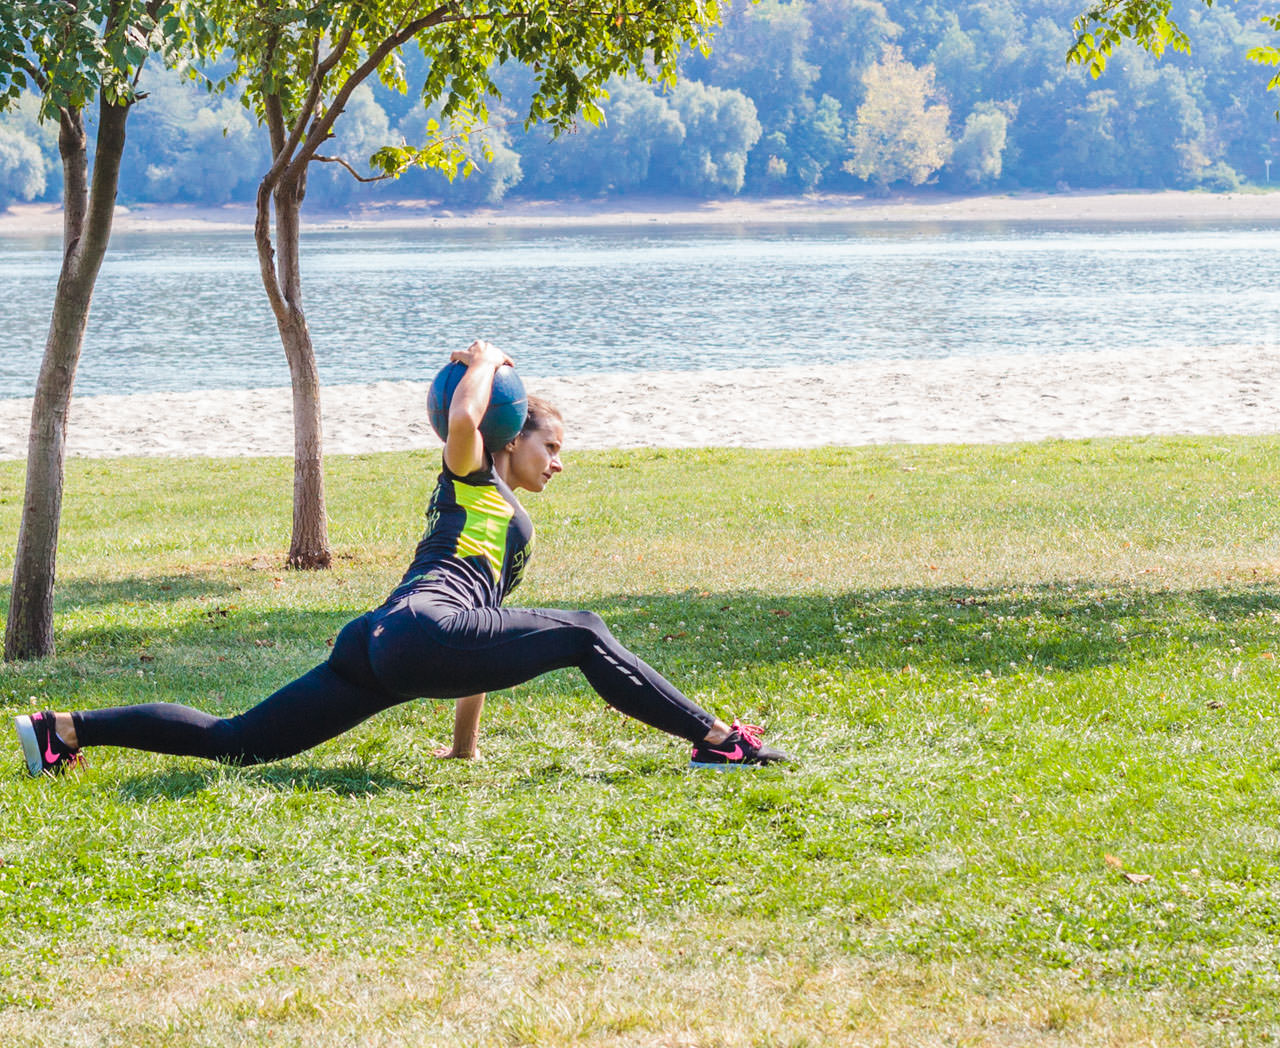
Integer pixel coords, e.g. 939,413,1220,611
4,102,130,661
255,166,331,570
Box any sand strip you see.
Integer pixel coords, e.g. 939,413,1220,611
0,344,1276,460
6,189,1280,236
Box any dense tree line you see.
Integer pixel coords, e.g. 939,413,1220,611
3,0,1280,210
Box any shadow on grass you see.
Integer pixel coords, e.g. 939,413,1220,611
4,580,1277,688
583,582,1280,678
52,573,249,608
113,760,423,802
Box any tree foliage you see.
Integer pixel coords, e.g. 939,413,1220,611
5,1,1280,209
190,0,721,187
845,44,951,189
0,0,180,112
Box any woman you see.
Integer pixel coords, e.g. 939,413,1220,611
15,341,789,777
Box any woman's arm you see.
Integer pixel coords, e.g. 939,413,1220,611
433,693,485,759
443,340,512,476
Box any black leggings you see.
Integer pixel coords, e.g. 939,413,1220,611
73,594,716,765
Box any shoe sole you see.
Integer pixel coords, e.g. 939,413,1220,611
13,716,43,777
689,760,760,770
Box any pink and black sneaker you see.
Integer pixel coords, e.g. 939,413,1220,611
14,711,84,777
689,719,790,769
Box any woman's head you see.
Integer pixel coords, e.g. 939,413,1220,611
499,395,564,492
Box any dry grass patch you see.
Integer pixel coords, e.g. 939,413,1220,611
2,929,1199,1048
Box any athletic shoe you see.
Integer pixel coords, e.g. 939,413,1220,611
14,711,84,777
689,719,790,769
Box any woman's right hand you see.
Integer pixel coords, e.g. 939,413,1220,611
432,744,478,760
451,339,513,371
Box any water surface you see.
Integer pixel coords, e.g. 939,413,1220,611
2,220,1278,399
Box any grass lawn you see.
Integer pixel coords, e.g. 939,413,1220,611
2,437,1280,1046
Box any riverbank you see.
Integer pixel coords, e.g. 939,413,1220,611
1,343,1276,460
5,188,1280,236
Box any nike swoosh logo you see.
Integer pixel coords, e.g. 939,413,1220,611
720,744,745,761
43,740,59,764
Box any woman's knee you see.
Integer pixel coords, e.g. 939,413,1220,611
567,609,608,638
557,610,618,655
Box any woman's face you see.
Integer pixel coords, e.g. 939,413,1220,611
505,420,564,492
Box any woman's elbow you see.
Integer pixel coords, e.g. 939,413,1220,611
448,402,484,434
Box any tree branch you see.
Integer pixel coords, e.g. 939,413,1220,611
272,23,354,184
130,0,166,90
314,155,395,183
286,3,461,181
317,23,356,79
255,177,287,320
16,54,48,95
258,28,293,195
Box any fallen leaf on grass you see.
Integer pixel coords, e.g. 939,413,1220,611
1123,872,1153,884
1104,854,1125,869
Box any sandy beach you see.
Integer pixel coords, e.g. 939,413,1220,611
1,343,1277,460
6,187,1280,236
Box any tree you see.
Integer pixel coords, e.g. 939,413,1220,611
519,78,686,195
845,45,951,193
0,125,45,207
197,0,719,569
1,1,181,661
0,92,61,197
805,0,898,109
665,80,761,195
949,104,1010,188
681,0,818,193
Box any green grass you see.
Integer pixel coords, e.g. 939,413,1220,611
2,437,1280,1046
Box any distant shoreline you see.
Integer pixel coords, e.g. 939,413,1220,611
6,189,1280,236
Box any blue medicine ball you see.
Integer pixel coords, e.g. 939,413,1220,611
427,361,529,450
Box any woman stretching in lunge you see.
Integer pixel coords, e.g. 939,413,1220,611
15,341,789,777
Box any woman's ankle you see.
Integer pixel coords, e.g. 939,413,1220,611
701,720,731,745
53,713,79,750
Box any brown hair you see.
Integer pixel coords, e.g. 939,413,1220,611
520,394,562,438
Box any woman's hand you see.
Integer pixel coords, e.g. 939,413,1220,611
450,339,512,371
432,744,479,760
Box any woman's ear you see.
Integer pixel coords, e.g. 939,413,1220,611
503,434,520,454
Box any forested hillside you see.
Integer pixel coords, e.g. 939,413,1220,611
3,0,1278,209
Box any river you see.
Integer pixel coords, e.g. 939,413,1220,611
2,219,1278,399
